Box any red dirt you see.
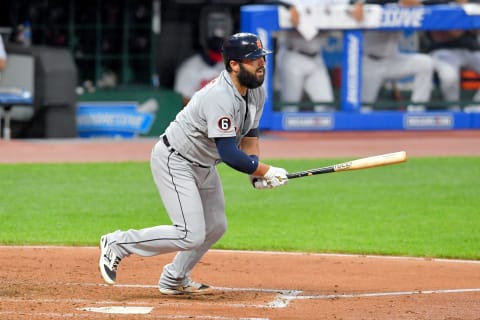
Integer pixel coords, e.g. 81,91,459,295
1,130,479,164
1,130,479,319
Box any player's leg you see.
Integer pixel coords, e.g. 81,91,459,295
431,49,462,104
159,166,227,294
384,53,434,105
463,50,480,104
99,140,208,284
113,143,207,256
361,56,386,107
305,55,334,111
279,51,312,111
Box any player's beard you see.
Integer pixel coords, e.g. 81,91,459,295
238,63,265,89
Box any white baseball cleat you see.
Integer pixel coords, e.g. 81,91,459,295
159,280,214,295
98,235,122,285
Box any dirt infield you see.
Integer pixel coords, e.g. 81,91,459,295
1,131,480,319
1,247,480,319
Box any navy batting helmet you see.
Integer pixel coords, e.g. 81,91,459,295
221,33,272,63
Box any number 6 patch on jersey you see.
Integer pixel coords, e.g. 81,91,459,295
217,116,233,132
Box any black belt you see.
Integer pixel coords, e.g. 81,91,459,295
288,47,318,58
162,135,209,168
368,54,385,60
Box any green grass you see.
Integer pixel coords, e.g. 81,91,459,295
0,157,479,259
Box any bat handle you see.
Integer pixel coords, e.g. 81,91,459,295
286,172,310,179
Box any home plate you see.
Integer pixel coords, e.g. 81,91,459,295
79,306,153,314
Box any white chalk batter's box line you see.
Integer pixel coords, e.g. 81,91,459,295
58,283,480,308
2,285,480,319
0,310,269,320
106,284,480,305
3,283,480,309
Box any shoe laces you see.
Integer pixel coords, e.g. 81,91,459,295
111,257,120,271
105,248,121,271
184,280,203,289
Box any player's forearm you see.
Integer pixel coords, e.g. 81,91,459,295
239,136,272,176
251,162,270,176
216,137,259,174
240,136,260,157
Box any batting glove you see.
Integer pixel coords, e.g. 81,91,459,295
249,175,270,189
263,166,288,188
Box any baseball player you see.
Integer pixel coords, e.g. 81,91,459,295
361,0,434,112
424,0,480,110
99,33,289,295
275,0,364,112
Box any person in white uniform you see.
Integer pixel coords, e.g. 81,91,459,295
174,36,226,106
98,33,289,295
423,0,480,110
361,0,434,112
0,35,7,73
276,0,364,112
174,6,233,106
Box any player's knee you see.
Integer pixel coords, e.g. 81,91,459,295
441,71,460,87
176,226,206,250
187,232,206,249
208,220,227,241
419,56,434,72
282,64,303,79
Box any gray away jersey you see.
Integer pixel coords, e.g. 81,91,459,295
164,70,266,167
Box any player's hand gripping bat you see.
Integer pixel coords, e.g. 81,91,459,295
286,151,407,180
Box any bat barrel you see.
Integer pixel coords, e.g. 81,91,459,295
286,151,407,180
333,151,407,172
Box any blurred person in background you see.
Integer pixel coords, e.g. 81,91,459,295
361,0,434,112
0,35,7,73
174,6,233,106
274,0,364,112
423,0,480,111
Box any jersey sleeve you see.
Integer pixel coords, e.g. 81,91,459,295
203,89,238,139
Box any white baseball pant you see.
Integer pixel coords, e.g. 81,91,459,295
431,48,480,103
278,49,334,110
104,139,227,288
362,53,434,105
